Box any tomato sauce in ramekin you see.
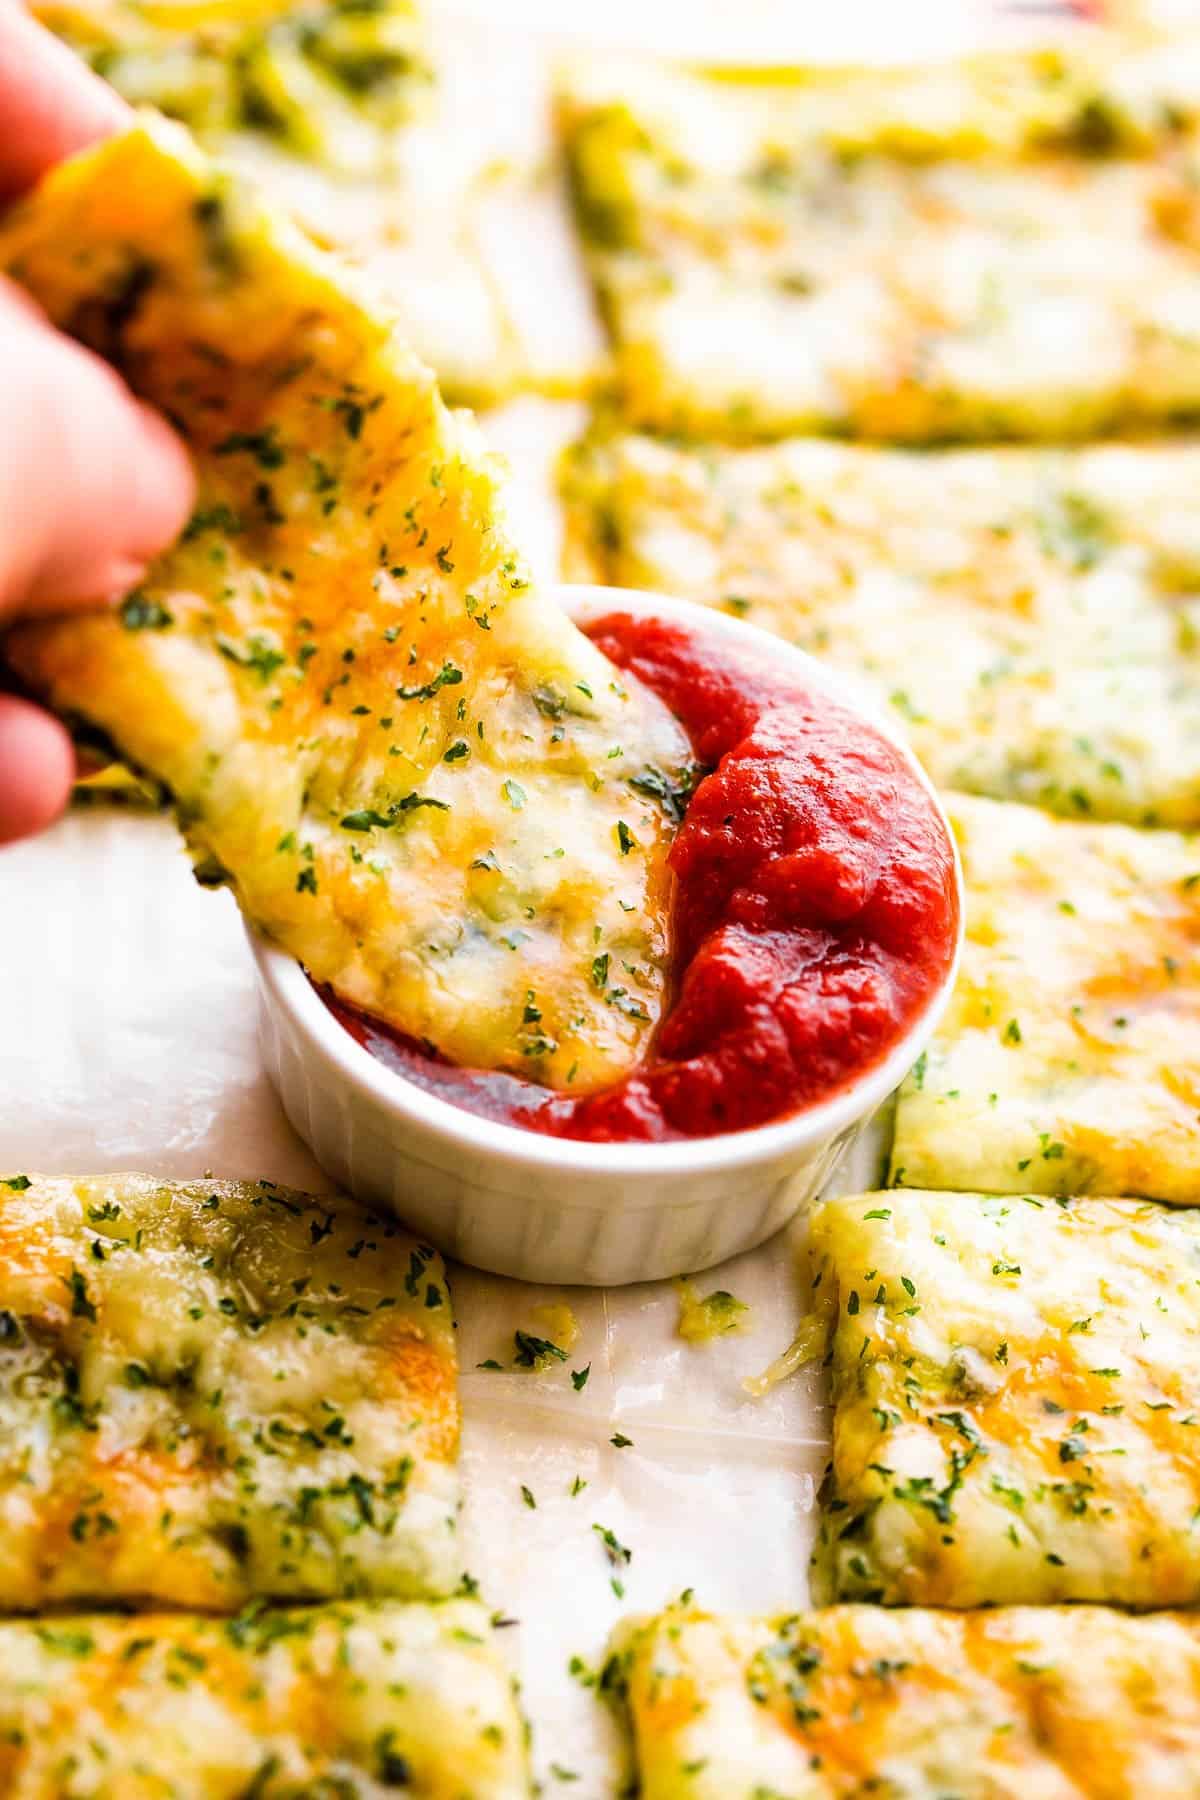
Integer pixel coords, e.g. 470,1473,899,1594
321,612,959,1143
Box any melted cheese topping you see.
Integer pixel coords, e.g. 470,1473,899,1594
563,432,1200,827
39,0,432,158
37,0,544,404
810,1187,1200,1607
0,1174,459,1608
610,1601,1200,1798
559,39,1200,441
890,793,1200,1202
0,1599,530,1798
3,120,687,1091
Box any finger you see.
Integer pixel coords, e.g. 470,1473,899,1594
0,3,129,200
0,693,74,844
19,392,197,612
0,281,195,616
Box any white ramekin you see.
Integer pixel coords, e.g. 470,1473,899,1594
250,585,963,1286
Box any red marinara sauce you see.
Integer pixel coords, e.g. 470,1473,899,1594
321,612,959,1142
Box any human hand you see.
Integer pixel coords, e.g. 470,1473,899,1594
0,4,194,843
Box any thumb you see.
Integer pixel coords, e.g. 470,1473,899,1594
0,277,195,617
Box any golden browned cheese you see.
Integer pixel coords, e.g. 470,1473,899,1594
0,1600,531,1798
888,794,1200,1201
559,38,1200,442
0,1173,459,1608
810,1188,1200,1608
610,1601,1200,1798
2,119,688,1091
562,431,1200,827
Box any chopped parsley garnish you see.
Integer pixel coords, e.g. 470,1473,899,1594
181,502,242,541
35,1626,95,1658
119,594,174,631
676,1281,749,1342
332,393,381,440
216,634,286,683
628,762,698,823
1034,489,1113,571
213,426,285,469
396,662,462,702
592,1522,631,1566
374,1730,411,1786
513,1331,568,1369
62,1268,97,1322
340,794,449,831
